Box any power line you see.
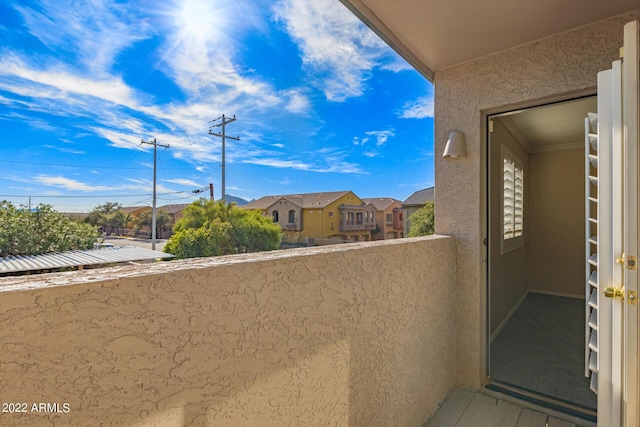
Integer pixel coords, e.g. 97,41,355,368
0,159,182,170
0,190,191,198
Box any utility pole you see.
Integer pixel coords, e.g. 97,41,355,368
141,138,169,250
209,183,214,202
208,114,239,203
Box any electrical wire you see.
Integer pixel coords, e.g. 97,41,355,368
0,159,182,170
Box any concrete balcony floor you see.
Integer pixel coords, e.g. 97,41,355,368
426,389,596,427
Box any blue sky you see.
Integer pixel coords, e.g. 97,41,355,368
0,0,434,212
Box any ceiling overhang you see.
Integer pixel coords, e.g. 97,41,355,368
340,0,640,81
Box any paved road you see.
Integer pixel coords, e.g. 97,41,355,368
103,237,167,252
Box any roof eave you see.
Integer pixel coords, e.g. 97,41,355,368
338,0,435,82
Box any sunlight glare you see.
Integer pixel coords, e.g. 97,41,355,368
177,0,221,39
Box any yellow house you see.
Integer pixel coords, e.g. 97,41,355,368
244,191,376,241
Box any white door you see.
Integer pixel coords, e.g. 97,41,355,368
586,20,639,427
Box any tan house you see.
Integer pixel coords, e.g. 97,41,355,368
0,3,639,427
159,204,190,236
362,197,403,239
245,191,376,242
401,187,434,236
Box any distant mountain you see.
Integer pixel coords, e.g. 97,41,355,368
225,195,249,206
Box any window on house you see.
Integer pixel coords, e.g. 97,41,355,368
399,213,403,221
386,213,392,223
502,146,524,253
356,212,363,225
288,210,295,223
272,210,279,222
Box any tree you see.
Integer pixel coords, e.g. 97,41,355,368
407,201,435,237
0,201,99,257
165,199,281,259
85,202,124,234
105,210,131,236
135,209,170,238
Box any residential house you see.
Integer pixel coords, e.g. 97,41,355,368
243,195,304,232
244,191,377,242
362,197,403,240
402,187,434,236
1,4,639,427
159,204,190,236
121,205,151,218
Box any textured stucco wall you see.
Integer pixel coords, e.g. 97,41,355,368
433,10,640,387
0,236,456,427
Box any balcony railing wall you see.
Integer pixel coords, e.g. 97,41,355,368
0,236,457,426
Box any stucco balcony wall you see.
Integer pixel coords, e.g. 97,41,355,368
0,235,456,426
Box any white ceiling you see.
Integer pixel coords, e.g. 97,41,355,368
495,97,597,151
341,0,639,79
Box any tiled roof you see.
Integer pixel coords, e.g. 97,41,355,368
245,191,352,210
403,187,434,206
159,204,191,214
121,206,151,214
362,197,402,211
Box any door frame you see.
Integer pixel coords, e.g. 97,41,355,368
622,20,639,427
480,90,597,413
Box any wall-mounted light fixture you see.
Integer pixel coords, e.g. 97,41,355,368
443,131,466,158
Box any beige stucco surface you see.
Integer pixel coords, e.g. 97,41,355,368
0,236,456,426
434,10,640,387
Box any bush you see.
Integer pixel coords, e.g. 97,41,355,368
0,201,99,257
164,200,281,259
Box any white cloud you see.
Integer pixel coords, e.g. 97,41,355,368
284,89,311,114
242,158,311,170
33,175,111,191
15,0,151,74
0,55,139,109
273,0,397,102
365,129,395,146
165,178,201,187
399,96,434,119
43,145,85,155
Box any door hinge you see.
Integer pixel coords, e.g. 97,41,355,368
628,290,638,306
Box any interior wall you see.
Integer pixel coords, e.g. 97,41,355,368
528,148,585,297
489,119,529,337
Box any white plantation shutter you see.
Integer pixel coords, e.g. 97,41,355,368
585,111,600,394
586,57,627,427
502,147,524,252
